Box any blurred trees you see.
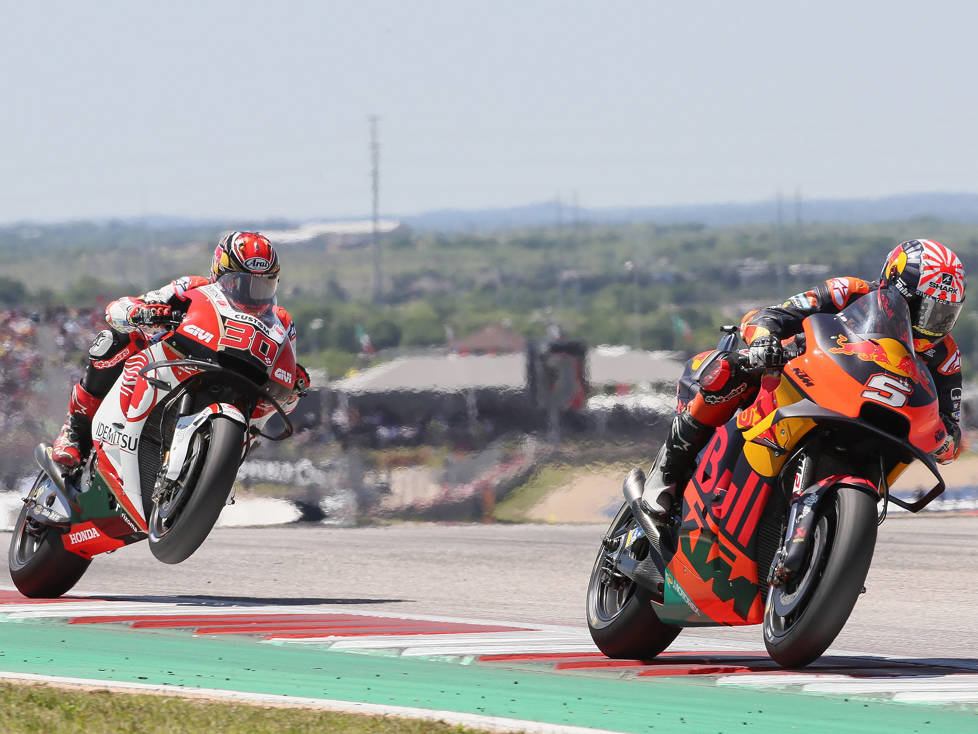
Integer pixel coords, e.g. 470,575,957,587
6,219,978,379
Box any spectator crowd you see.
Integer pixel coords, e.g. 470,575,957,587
0,307,105,486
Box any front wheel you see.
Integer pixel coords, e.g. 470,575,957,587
586,502,680,659
763,486,877,668
8,473,91,598
148,416,245,564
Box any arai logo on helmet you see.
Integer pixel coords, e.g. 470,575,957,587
244,257,272,272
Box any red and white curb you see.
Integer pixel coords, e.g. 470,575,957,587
3,588,978,705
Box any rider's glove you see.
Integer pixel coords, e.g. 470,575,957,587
933,419,962,464
281,364,311,415
294,363,311,396
128,302,173,327
748,335,784,369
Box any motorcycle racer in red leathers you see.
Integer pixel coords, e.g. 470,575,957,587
52,231,310,468
644,238,966,521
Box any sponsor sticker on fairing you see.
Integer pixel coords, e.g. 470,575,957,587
185,324,215,344
93,422,139,452
274,367,292,383
67,527,100,545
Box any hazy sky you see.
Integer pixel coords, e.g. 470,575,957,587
4,1,977,223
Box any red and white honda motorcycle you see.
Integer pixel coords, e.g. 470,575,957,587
8,273,297,597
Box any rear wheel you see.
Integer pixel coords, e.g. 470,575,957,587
763,486,877,667
8,473,91,598
586,502,680,659
147,416,244,564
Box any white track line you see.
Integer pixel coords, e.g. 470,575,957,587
803,677,978,694
293,632,594,649
895,691,978,703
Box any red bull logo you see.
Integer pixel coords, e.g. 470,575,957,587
830,335,933,394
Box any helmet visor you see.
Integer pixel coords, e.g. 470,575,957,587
217,272,278,315
915,295,962,339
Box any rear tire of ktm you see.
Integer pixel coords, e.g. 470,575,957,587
586,502,681,659
763,486,877,668
8,502,91,598
148,416,244,565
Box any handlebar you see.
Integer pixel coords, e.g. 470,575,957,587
131,309,184,329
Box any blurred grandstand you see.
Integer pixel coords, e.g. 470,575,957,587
0,306,105,489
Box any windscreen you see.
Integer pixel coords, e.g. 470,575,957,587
834,286,914,350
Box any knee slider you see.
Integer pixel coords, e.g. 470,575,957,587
89,329,123,359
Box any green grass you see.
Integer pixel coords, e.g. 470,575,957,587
0,682,497,734
492,464,578,522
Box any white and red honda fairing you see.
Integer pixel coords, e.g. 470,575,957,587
10,275,300,596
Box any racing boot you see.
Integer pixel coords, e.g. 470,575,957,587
51,384,103,468
643,409,713,524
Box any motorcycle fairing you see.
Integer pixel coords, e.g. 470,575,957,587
737,375,816,477
70,338,209,559
56,445,149,559
658,422,774,626
786,292,944,455
175,286,296,416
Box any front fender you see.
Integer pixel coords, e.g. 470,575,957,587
163,403,247,482
779,474,878,581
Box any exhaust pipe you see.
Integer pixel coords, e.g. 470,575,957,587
621,467,666,573
30,443,75,526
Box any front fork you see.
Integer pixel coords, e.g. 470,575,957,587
155,402,248,507
769,455,815,587
768,455,882,587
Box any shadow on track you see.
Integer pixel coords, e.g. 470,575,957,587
64,593,409,607
485,650,978,678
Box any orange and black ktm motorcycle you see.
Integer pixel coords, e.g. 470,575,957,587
586,286,946,667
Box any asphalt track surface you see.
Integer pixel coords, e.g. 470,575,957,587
4,513,977,661
4,516,978,733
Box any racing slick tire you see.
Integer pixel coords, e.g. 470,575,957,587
147,415,244,565
586,502,681,659
8,486,91,598
763,486,877,668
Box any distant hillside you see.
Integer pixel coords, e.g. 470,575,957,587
6,192,978,237
401,192,978,231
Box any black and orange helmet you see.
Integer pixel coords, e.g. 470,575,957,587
881,239,965,341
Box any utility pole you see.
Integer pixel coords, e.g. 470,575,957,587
775,190,785,294
370,115,381,303
626,259,640,349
